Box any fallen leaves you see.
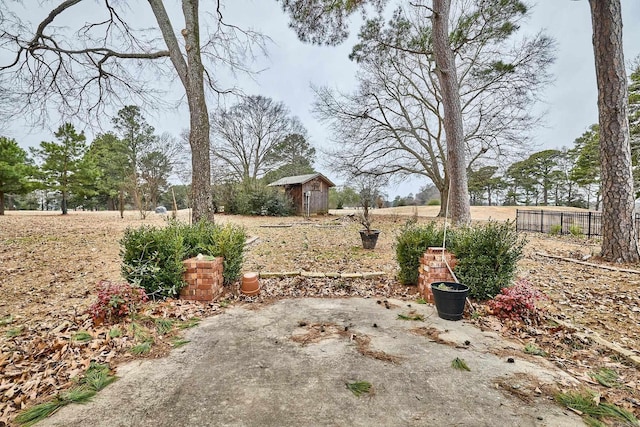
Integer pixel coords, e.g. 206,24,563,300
3,211,640,423
0,295,221,425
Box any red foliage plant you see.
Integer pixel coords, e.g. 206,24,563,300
88,280,148,324
487,279,547,322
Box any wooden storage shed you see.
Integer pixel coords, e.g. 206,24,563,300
268,173,335,215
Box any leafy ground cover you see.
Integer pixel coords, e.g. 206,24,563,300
1,208,640,424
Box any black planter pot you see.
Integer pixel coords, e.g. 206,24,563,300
431,282,469,321
359,230,380,249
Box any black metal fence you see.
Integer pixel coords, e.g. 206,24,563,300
515,209,640,238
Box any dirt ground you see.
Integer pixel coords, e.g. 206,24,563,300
1,207,640,424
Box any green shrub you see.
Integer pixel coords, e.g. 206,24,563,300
120,224,186,299
549,224,562,236
120,220,246,298
395,222,447,285
176,219,246,284
427,199,441,206
194,222,246,286
215,182,293,216
569,224,583,237
448,221,526,300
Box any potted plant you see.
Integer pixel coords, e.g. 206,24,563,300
430,282,469,321
358,195,380,249
353,173,385,250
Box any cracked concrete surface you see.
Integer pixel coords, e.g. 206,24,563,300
40,298,583,427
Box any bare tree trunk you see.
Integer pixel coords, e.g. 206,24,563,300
438,181,448,217
149,0,214,223
61,191,68,215
0,191,5,215
133,187,147,219
119,188,124,219
183,1,214,223
432,0,470,226
590,0,639,262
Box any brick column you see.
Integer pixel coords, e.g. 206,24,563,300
180,256,224,301
417,247,457,303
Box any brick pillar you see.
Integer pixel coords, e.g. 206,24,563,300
417,247,457,303
180,256,224,301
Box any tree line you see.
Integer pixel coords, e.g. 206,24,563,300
468,60,639,210
3,59,638,216
0,97,318,216
333,56,639,211
0,106,184,216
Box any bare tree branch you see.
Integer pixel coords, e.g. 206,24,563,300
314,0,553,216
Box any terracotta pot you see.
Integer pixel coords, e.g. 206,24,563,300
241,272,260,296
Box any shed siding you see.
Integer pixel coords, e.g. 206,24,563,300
299,182,323,215
272,175,333,215
288,186,303,214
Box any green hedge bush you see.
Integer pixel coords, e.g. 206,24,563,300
394,220,526,300
448,221,526,300
179,220,246,286
395,222,446,285
120,224,186,299
215,182,293,216
120,220,246,299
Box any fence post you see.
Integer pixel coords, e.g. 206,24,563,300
515,209,519,232
560,212,564,235
588,211,592,239
540,210,544,233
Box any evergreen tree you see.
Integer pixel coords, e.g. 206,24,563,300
112,105,156,216
263,133,316,183
589,0,639,262
86,132,130,213
505,159,538,205
527,150,562,206
468,166,504,206
0,137,35,215
570,125,601,208
32,123,97,214
628,60,640,194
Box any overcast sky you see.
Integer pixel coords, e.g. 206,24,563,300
4,0,640,197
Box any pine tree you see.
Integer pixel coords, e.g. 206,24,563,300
33,123,97,215
0,137,35,215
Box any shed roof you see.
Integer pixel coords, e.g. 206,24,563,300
267,173,335,187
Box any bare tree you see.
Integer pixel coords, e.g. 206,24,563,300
140,131,183,210
210,95,306,183
314,1,552,218
589,0,639,262
0,1,264,222
351,172,388,232
432,0,469,224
